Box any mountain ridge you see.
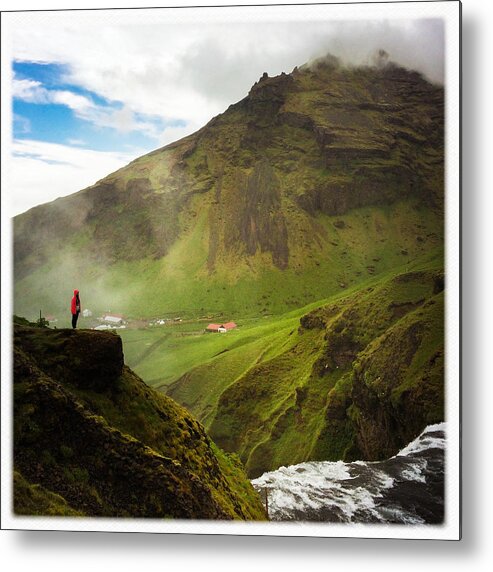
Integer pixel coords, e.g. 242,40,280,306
14,55,443,321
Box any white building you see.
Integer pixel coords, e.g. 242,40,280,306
102,313,125,325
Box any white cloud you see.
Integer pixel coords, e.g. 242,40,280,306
12,78,47,102
11,16,444,129
9,139,143,216
76,104,165,138
12,74,167,137
50,89,93,112
6,9,444,215
13,76,93,110
156,123,198,148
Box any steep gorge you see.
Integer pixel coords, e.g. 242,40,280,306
167,261,444,478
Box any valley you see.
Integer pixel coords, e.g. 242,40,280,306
12,54,446,521
119,244,443,477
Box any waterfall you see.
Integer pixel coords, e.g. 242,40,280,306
252,423,446,524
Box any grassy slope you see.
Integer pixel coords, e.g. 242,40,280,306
14,471,84,517
14,197,441,325
65,365,266,519
114,198,441,399
121,245,441,381
121,246,443,478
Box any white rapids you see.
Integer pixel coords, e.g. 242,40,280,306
252,423,446,524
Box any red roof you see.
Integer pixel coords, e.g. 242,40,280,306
206,322,237,332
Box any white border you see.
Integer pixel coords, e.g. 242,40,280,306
1,1,461,540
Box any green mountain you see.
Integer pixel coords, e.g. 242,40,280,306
13,55,443,322
13,323,266,519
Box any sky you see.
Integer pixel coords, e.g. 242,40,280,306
2,4,445,216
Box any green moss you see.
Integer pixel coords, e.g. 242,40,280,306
14,471,84,517
13,326,266,520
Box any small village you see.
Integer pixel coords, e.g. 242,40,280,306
43,310,238,335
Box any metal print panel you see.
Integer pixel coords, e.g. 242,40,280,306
1,0,461,540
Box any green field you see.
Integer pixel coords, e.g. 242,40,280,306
119,244,444,469
121,243,441,376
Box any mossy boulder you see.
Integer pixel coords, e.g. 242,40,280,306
14,325,123,391
13,324,266,520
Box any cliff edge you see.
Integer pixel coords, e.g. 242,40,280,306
13,324,266,520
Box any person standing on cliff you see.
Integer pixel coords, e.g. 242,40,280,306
71,289,81,329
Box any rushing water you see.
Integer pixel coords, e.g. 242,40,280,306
252,423,446,524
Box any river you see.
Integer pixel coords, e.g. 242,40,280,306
251,422,446,524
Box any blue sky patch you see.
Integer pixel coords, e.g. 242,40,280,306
12,61,180,154
14,61,115,108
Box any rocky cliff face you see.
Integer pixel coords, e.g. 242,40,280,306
13,324,266,519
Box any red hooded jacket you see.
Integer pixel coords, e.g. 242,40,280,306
71,290,81,315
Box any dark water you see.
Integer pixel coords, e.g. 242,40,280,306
252,423,445,524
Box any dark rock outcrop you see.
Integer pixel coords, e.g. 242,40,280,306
13,325,266,520
15,326,123,391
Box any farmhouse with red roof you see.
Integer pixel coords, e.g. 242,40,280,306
206,322,237,333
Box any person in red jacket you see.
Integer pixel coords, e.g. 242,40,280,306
71,289,81,329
